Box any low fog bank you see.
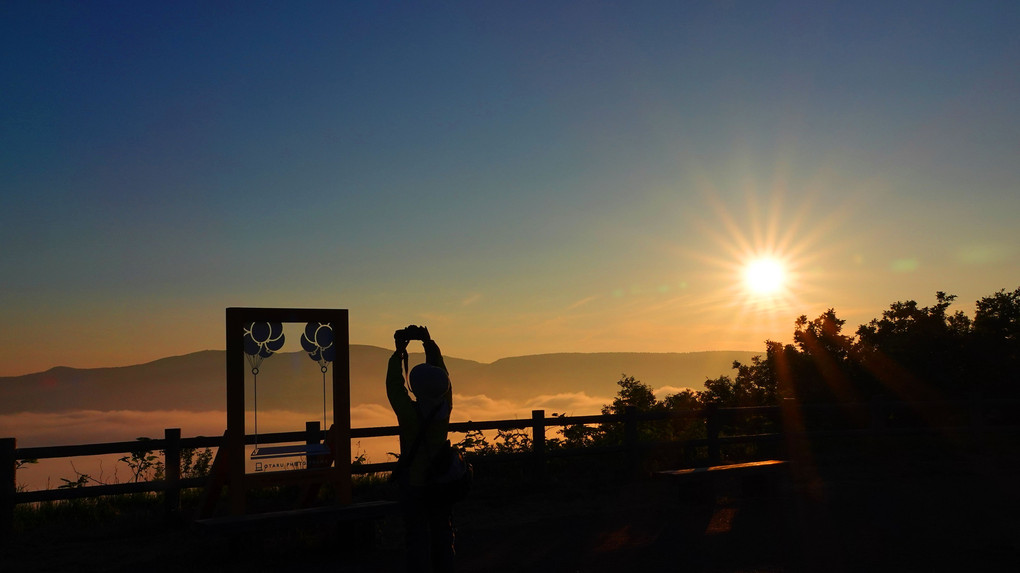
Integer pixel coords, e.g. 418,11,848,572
0,389,636,447
6,387,710,490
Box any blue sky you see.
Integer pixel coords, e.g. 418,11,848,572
2,1,1018,375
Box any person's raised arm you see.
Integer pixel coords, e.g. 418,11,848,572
386,335,413,415
420,327,448,374
419,328,451,408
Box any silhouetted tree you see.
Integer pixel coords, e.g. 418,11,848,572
562,288,1020,449
701,353,780,407
601,374,660,416
971,287,1020,400
696,288,1020,410
780,309,860,404
560,374,697,447
661,388,701,411
854,292,972,400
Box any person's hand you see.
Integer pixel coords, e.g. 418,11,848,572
419,325,431,342
394,332,410,354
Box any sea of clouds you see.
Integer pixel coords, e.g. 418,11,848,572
5,387,705,490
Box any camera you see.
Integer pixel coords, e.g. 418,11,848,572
394,325,429,342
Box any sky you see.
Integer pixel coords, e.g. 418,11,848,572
2,1,1019,377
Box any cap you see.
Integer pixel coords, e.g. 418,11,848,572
409,363,450,399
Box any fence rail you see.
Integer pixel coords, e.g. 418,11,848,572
3,397,1014,532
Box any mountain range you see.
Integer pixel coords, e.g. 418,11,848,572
0,346,759,415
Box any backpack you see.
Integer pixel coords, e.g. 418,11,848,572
428,439,473,503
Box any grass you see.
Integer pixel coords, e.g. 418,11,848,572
5,435,1019,572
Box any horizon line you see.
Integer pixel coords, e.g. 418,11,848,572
0,346,763,378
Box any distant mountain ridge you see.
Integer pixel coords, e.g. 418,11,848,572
0,347,759,414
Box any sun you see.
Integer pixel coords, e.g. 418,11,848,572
677,169,858,331
743,257,786,295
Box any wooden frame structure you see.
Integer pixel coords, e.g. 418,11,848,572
214,307,353,516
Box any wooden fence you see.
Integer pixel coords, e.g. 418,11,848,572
2,397,1012,532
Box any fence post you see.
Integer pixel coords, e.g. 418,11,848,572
531,410,546,481
2,438,17,535
305,421,323,469
706,404,720,465
164,429,181,518
624,406,639,472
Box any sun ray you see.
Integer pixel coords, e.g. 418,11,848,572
674,164,866,354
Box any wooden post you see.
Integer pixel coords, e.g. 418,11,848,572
706,403,720,466
531,410,546,481
225,309,246,515
164,428,181,518
332,312,353,505
1,438,15,535
305,421,322,469
624,406,639,472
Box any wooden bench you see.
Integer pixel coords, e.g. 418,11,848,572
656,460,789,503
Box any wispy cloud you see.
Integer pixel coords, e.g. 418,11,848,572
566,295,598,311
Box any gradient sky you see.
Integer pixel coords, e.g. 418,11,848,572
2,1,1018,377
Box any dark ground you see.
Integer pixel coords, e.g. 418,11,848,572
5,439,1020,572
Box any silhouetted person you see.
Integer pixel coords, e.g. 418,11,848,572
387,325,455,572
